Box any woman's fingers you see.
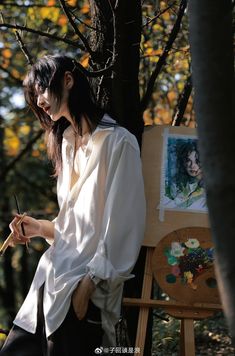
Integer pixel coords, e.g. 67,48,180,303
9,215,21,239
9,214,29,245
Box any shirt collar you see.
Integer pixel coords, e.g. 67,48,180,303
63,114,115,142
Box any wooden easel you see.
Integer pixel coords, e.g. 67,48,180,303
123,228,222,356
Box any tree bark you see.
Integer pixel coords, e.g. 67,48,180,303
89,0,144,145
188,0,235,341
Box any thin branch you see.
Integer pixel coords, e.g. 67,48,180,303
142,2,177,28
0,2,61,7
73,59,114,77
14,30,34,66
171,75,192,126
140,0,187,113
0,65,23,85
58,0,95,59
0,23,85,50
0,129,43,182
107,0,117,67
69,8,103,33
1,23,114,77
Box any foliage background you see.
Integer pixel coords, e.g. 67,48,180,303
0,0,233,354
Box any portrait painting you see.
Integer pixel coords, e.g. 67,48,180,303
160,133,207,213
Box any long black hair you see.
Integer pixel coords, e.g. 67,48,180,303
175,141,203,190
23,54,108,175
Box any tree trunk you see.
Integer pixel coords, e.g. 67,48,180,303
89,0,144,144
89,1,151,351
188,0,235,341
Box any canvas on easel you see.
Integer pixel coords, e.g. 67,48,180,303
141,125,210,248
124,125,221,356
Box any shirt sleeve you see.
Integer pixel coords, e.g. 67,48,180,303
86,138,146,288
45,217,57,246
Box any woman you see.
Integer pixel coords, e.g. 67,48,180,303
0,55,146,355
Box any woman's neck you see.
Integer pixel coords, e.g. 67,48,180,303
68,114,91,137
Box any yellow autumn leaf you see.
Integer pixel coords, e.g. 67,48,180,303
153,116,162,125
1,59,10,69
32,150,40,157
162,11,170,21
47,0,56,5
11,69,21,79
143,109,153,126
4,136,20,156
177,81,184,91
181,59,189,70
154,49,163,56
19,125,31,135
80,54,89,68
40,7,51,19
145,47,154,55
155,108,172,124
67,0,77,6
2,49,12,59
40,7,60,22
39,142,46,150
28,8,36,21
153,24,163,32
58,14,68,27
167,91,177,102
80,4,90,14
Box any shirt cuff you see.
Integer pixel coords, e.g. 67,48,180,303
87,271,101,286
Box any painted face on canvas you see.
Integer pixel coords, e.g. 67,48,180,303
185,150,202,179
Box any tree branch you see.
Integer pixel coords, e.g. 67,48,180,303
142,2,177,28
1,23,114,78
140,0,187,113
73,58,114,77
0,23,85,50
14,30,34,66
58,0,95,59
69,8,103,33
0,129,43,182
171,74,192,126
0,2,61,7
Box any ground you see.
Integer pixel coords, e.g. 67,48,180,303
152,310,235,355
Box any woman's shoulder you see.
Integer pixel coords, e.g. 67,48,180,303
100,114,139,151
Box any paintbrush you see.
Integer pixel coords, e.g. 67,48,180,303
13,194,26,235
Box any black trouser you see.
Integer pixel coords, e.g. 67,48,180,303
0,286,104,356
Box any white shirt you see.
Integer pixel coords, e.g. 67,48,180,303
13,115,146,345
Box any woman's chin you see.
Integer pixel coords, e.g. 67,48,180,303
49,114,61,122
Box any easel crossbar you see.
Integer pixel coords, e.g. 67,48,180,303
123,297,222,312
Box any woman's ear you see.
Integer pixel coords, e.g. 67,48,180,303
64,71,74,90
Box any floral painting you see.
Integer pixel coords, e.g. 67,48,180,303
164,238,214,290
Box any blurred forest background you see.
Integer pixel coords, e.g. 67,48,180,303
0,0,234,354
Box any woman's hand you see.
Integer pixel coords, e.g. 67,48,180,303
72,274,96,320
9,214,42,246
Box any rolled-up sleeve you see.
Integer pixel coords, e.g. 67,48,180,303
86,138,146,288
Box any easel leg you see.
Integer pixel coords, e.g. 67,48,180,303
180,318,195,356
135,248,154,356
